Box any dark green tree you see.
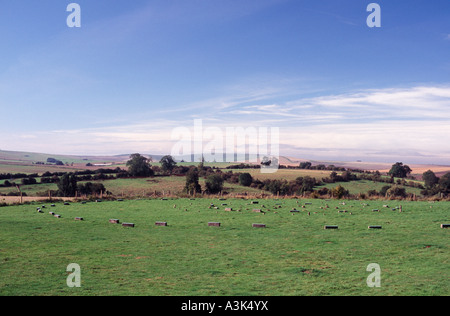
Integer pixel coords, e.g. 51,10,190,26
300,176,316,193
331,185,349,199
264,179,281,195
21,177,37,185
184,168,202,195
388,162,412,178
57,173,77,197
387,185,407,198
126,153,154,177
439,172,450,194
379,185,391,196
78,182,106,196
329,171,339,182
299,162,312,169
205,174,224,194
238,173,253,187
422,170,439,189
341,170,355,182
159,155,177,174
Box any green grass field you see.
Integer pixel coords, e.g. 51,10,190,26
316,179,423,197
0,174,264,197
0,198,448,296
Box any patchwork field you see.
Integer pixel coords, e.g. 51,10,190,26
0,198,448,296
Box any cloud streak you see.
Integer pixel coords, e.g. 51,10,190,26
219,85,450,124
2,84,450,164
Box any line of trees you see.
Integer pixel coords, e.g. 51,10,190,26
182,164,320,196
298,161,346,171
3,154,450,200
0,172,39,180
47,157,64,165
184,167,226,195
421,170,450,196
125,153,188,177
56,173,106,197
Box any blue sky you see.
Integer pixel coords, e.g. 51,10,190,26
1,0,450,164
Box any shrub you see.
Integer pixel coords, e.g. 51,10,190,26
21,177,37,185
386,186,407,198
184,168,202,194
205,174,224,194
331,185,349,199
57,174,77,197
238,173,253,187
78,182,106,196
388,162,412,178
126,153,154,177
379,185,391,196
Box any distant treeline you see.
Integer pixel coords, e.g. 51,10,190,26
0,173,38,180
0,167,127,187
224,162,349,171
2,157,450,200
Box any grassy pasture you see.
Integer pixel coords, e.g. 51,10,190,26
0,182,58,197
0,198,448,296
316,180,423,197
0,163,78,175
0,175,264,198
233,168,332,181
0,155,429,200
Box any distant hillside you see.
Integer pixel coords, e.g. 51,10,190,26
0,150,119,164
278,156,450,178
0,150,165,164
1,149,449,178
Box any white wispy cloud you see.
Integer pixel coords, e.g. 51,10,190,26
3,84,450,164
219,85,450,124
200,84,450,163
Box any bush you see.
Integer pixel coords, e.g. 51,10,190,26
331,185,349,199
6,192,27,197
57,174,77,197
388,162,412,178
379,185,391,196
77,182,106,196
159,155,177,174
439,172,450,194
126,153,154,177
386,186,407,198
238,173,253,187
21,177,37,185
317,187,330,196
184,168,202,194
205,174,224,194
299,176,316,193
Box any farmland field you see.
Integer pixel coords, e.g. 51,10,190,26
316,179,423,197
0,198,448,296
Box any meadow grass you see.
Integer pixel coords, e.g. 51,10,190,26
0,163,71,175
237,168,332,181
316,180,423,197
0,198,448,296
0,176,263,198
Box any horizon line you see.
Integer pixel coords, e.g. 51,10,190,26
1,148,450,168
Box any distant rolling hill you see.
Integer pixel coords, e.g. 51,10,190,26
278,156,450,179
0,149,449,178
0,150,163,165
